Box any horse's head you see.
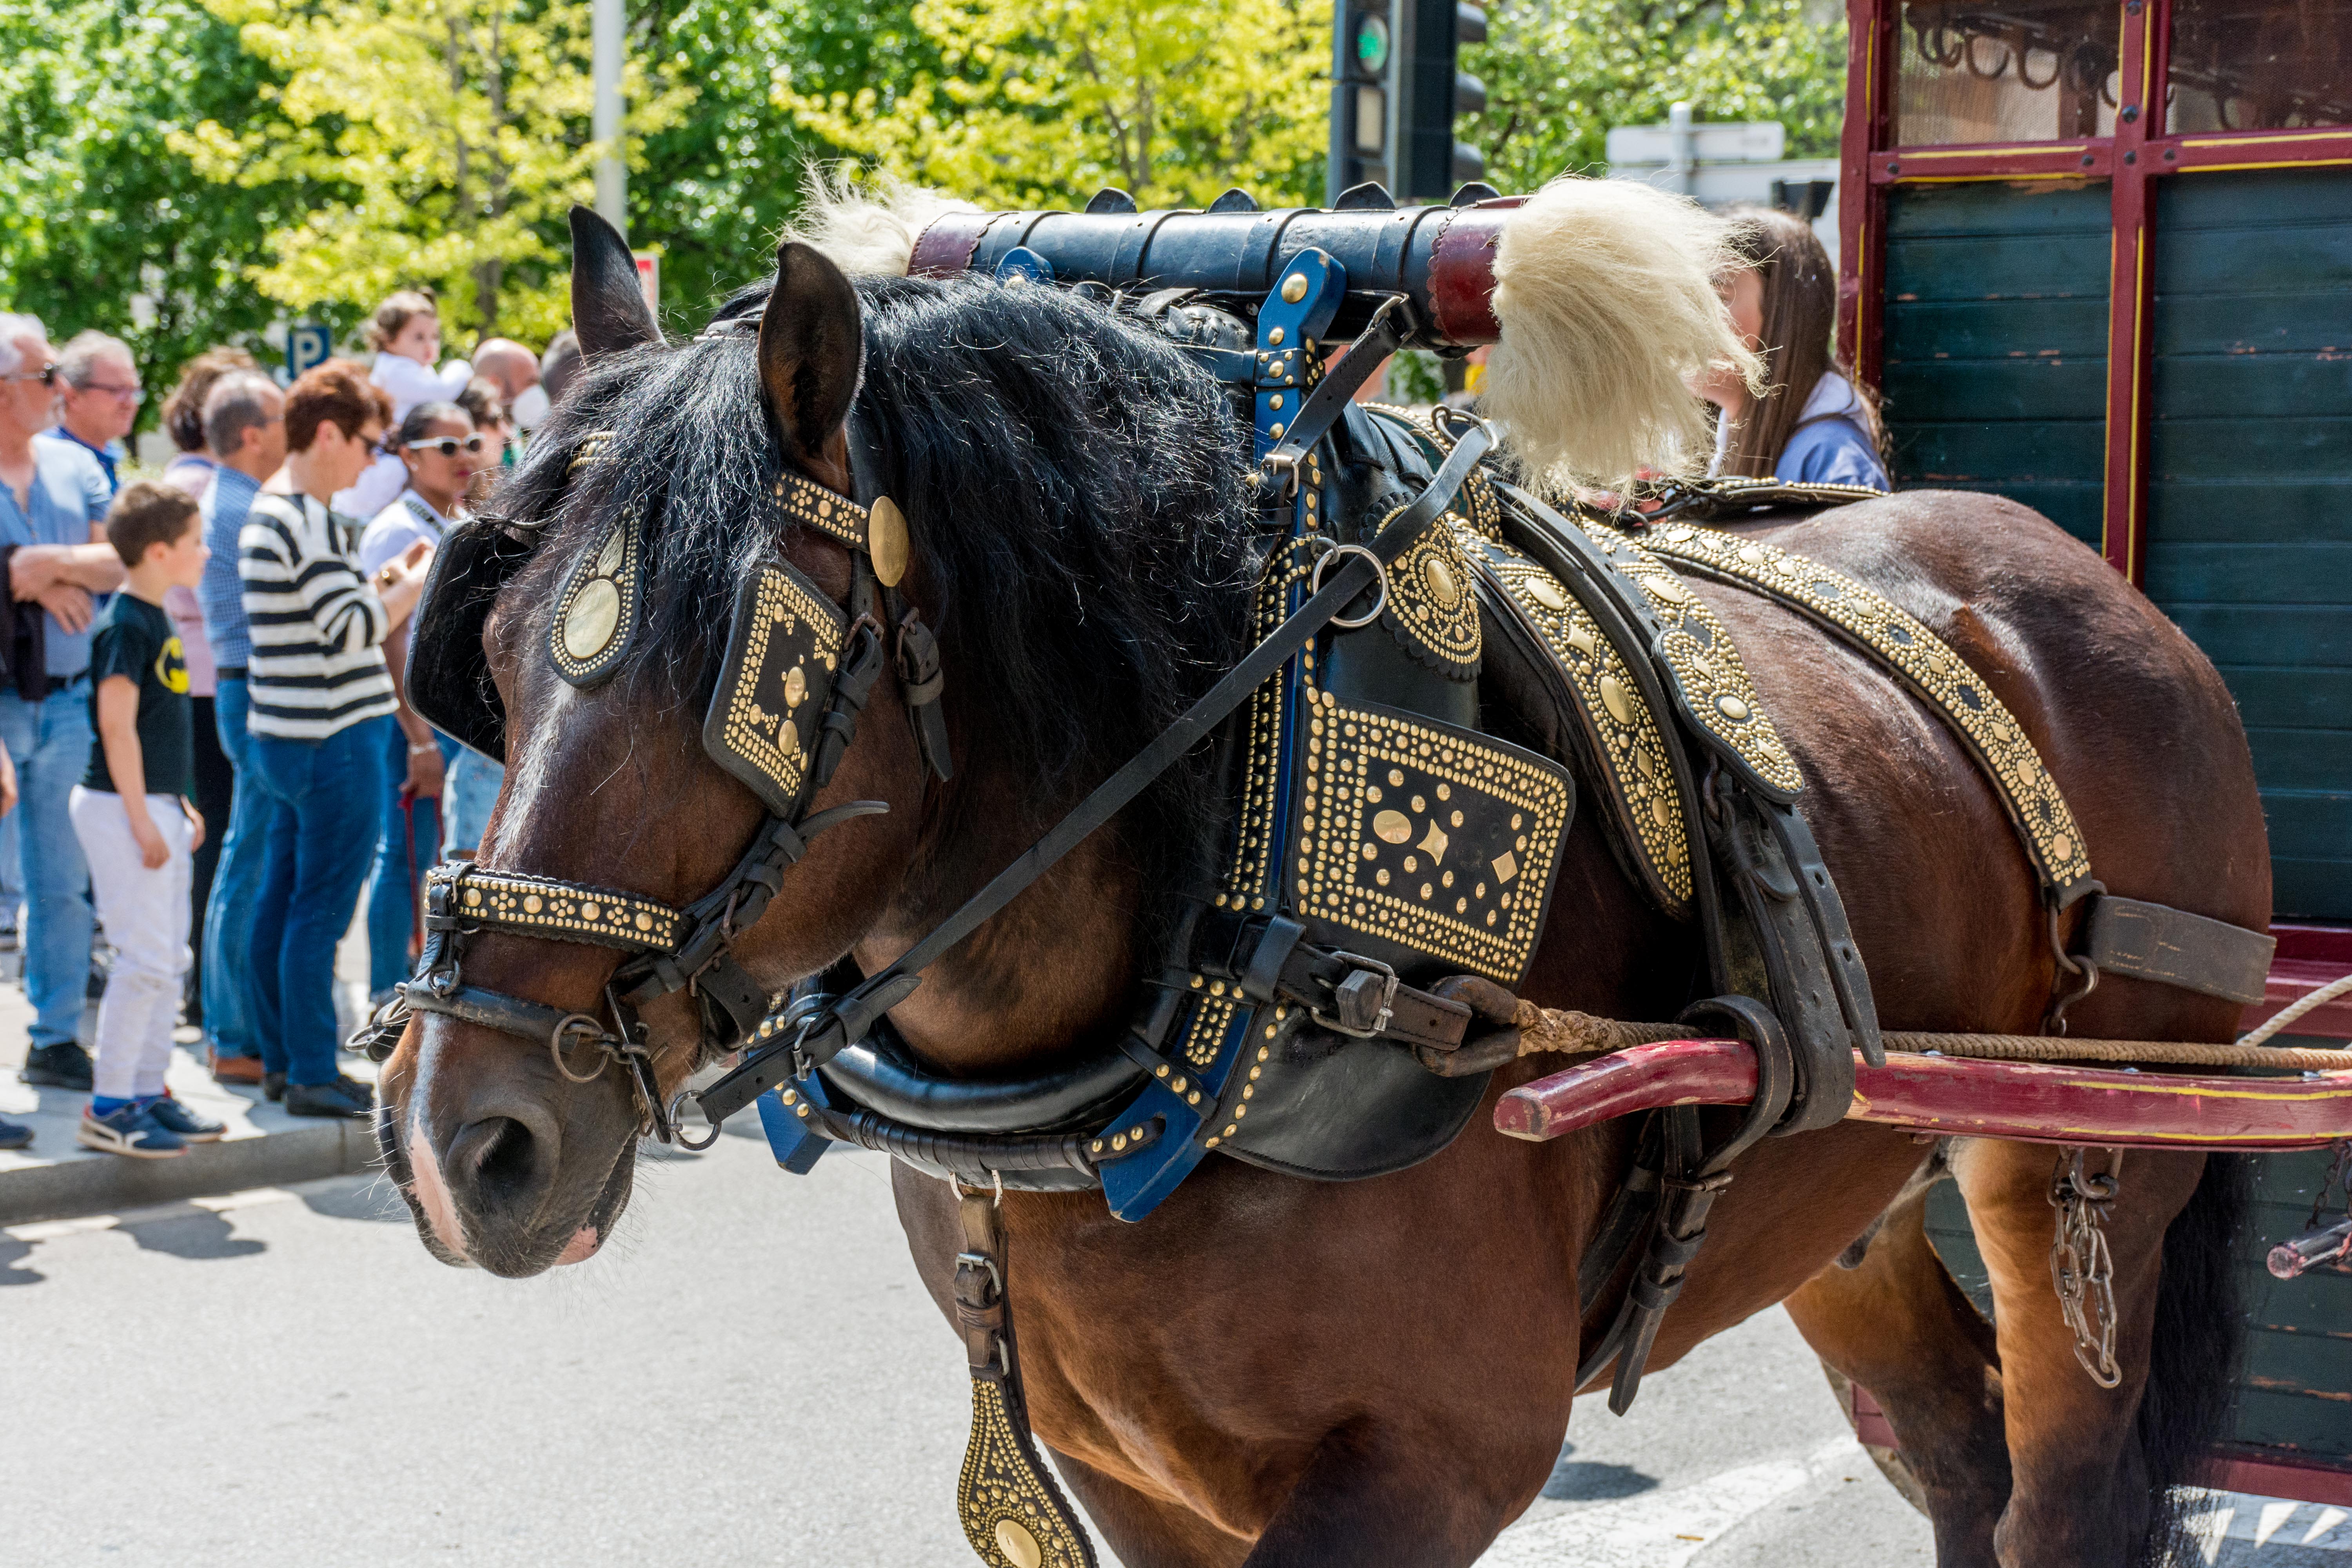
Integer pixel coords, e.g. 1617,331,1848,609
376,207,1252,1275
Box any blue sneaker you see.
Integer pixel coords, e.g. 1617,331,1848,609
144,1094,227,1143
0,1114,30,1151
75,1103,188,1160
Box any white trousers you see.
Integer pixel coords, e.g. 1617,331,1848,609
68,786,192,1100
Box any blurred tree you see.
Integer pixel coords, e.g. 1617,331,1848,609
780,0,1330,210
630,0,943,321
174,0,690,343
0,0,303,429
1465,0,1846,194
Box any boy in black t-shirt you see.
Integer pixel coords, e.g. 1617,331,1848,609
68,483,225,1158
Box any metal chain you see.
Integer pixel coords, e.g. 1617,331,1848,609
2049,1146,2124,1388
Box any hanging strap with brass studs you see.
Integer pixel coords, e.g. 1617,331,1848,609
951,1191,1097,1568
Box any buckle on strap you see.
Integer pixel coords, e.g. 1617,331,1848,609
1312,951,1399,1038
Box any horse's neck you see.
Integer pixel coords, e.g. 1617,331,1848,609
855,768,1144,1077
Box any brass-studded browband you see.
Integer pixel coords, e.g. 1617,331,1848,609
771,468,911,589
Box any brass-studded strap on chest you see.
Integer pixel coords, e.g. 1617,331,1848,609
425,864,684,955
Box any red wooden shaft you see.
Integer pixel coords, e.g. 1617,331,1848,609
1497,1041,2352,1151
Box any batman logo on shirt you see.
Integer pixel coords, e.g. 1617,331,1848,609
155,635,189,695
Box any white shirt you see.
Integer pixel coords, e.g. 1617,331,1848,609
361,489,454,576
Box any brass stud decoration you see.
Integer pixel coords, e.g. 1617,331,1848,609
869,494,911,588
548,506,644,686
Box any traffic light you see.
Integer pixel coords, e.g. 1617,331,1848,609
1329,0,1488,204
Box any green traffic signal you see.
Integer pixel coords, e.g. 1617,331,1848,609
1354,13,1390,74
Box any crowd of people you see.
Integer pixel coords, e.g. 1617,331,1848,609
0,292,581,1156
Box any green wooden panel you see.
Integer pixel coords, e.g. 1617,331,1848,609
1892,419,2109,483
2151,356,2352,420
2151,418,2352,481
2157,168,2352,230
1884,233,2111,301
2247,729,2352,793
1885,299,2112,361
1883,178,2116,239
2143,170,2352,912
2154,293,2352,358
2143,543,2352,605
2161,605,2352,667
2276,858,2352,916
1882,359,2109,422
2150,481,2352,545
2154,227,2352,295
2216,668,2352,730
2260,788,2352,845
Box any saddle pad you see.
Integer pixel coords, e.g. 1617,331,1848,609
1641,522,2097,904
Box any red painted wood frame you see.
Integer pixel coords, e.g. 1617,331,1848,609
1836,0,2352,584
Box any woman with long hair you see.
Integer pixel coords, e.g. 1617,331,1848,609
1697,208,1891,490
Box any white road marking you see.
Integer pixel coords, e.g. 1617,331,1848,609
1479,1439,1859,1566
2181,1492,2352,1559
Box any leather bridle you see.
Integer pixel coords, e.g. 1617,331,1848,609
353,385,953,1144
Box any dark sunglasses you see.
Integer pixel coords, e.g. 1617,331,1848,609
406,435,487,459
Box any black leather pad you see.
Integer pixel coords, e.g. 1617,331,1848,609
701,559,846,817
407,515,535,763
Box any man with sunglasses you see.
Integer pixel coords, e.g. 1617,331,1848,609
47,332,143,495
0,314,130,1104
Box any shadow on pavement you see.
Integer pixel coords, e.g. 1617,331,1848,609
299,1175,410,1225
0,1233,41,1285
1542,1443,1661,1502
123,1209,268,1261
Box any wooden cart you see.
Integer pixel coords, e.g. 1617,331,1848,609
1833,0,2352,1499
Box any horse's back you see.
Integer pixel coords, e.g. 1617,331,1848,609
1697,488,2266,1039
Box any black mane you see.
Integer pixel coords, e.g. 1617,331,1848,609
498,271,1259,932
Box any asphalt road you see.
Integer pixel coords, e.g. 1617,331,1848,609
1,1129,2330,1566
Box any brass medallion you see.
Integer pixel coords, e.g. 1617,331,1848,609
1377,517,1481,678
870,494,911,588
561,577,622,662
548,506,643,687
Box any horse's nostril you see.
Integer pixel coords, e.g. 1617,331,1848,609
446,1111,559,1221
469,1116,540,1204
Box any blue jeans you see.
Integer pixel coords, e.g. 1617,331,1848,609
442,744,503,856
0,806,22,929
365,728,442,994
248,716,392,1085
203,678,287,1060
0,680,95,1049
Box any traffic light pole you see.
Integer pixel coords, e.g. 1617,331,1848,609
1330,0,1486,205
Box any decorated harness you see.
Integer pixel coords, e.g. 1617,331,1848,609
366,229,2278,1568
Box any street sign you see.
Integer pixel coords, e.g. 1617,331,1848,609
1605,120,1786,166
633,251,659,313
286,322,333,379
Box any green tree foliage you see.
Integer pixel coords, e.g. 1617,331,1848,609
1465,0,1847,194
174,0,690,344
630,0,943,319
0,0,305,422
780,0,1332,210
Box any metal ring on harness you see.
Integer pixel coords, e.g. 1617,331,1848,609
548,1011,618,1085
1310,543,1390,630
668,1088,723,1150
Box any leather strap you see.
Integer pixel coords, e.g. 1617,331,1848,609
2085,893,2276,1005
950,1193,1100,1568
1254,296,1411,484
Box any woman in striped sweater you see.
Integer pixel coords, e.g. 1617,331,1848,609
238,362,433,1119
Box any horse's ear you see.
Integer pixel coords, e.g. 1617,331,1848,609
569,206,662,359
757,241,863,465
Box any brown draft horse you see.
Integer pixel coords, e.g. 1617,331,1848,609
375,230,2267,1566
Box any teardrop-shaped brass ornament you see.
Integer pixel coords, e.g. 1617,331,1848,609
869,494,910,588
562,577,622,662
